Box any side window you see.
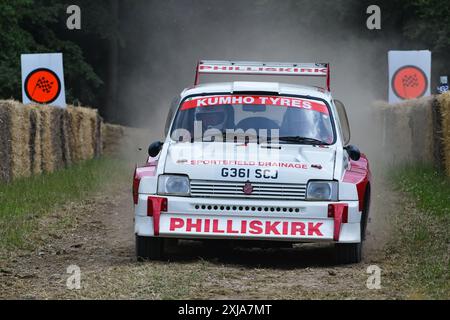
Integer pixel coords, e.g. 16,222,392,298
165,97,180,137
334,100,351,146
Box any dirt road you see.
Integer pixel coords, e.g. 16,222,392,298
0,172,412,299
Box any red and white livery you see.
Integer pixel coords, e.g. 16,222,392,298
133,60,371,264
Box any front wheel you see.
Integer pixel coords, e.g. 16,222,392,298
335,242,362,264
136,235,165,261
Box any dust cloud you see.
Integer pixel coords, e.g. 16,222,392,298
115,1,400,159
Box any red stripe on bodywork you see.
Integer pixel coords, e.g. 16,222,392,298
343,154,371,211
328,203,348,241
132,156,159,204
147,196,167,236
135,156,159,178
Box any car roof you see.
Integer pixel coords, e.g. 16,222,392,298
180,81,332,101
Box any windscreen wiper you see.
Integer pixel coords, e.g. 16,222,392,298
277,136,330,145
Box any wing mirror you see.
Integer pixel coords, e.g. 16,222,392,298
345,145,361,161
148,141,163,157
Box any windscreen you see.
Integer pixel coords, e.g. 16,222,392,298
170,95,334,145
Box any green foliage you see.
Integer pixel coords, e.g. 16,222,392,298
389,164,450,298
0,157,129,250
392,165,450,216
403,0,450,52
0,0,102,104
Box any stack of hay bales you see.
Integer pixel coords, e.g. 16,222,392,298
376,96,436,167
437,92,450,176
0,100,102,183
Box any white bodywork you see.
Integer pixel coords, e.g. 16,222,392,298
135,81,362,243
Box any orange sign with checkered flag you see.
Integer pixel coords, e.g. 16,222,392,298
24,68,61,104
388,51,431,104
21,53,66,108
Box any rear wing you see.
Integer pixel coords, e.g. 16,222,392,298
194,60,331,91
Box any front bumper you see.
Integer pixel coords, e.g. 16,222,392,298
135,195,361,243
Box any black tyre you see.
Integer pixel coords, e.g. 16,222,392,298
335,242,362,264
361,186,371,241
136,235,164,261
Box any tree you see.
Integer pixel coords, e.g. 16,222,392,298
0,0,102,105
402,0,450,53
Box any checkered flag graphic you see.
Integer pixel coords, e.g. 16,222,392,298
36,76,54,93
402,74,419,88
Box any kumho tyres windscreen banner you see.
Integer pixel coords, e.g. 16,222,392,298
388,50,431,104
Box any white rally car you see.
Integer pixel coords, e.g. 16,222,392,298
133,61,371,264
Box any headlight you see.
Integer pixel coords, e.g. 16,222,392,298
158,175,190,196
306,181,338,201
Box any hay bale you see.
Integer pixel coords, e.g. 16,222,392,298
431,98,445,172
437,92,450,176
378,102,414,165
101,123,125,156
66,107,82,163
28,105,43,175
49,107,65,170
39,105,56,173
376,97,435,166
0,101,13,182
80,107,96,160
64,107,75,164
89,109,100,157
77,108,89,160
66,106,100,161
407,96,434,163
93,113,103,157
9,101,32,179
60,108,72,166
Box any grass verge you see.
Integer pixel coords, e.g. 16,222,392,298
0,157,130,251
389,165,449,299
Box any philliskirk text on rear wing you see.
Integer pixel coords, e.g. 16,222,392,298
194,60,331,90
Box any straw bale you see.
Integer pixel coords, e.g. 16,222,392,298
101,123,125,156
28,105,43,175
0,101,13,182
9,101,31,179
39,105,55,173
49,107,65,170
376,97,435,166
437,92,450,176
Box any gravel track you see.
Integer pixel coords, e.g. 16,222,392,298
0,174,409,299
